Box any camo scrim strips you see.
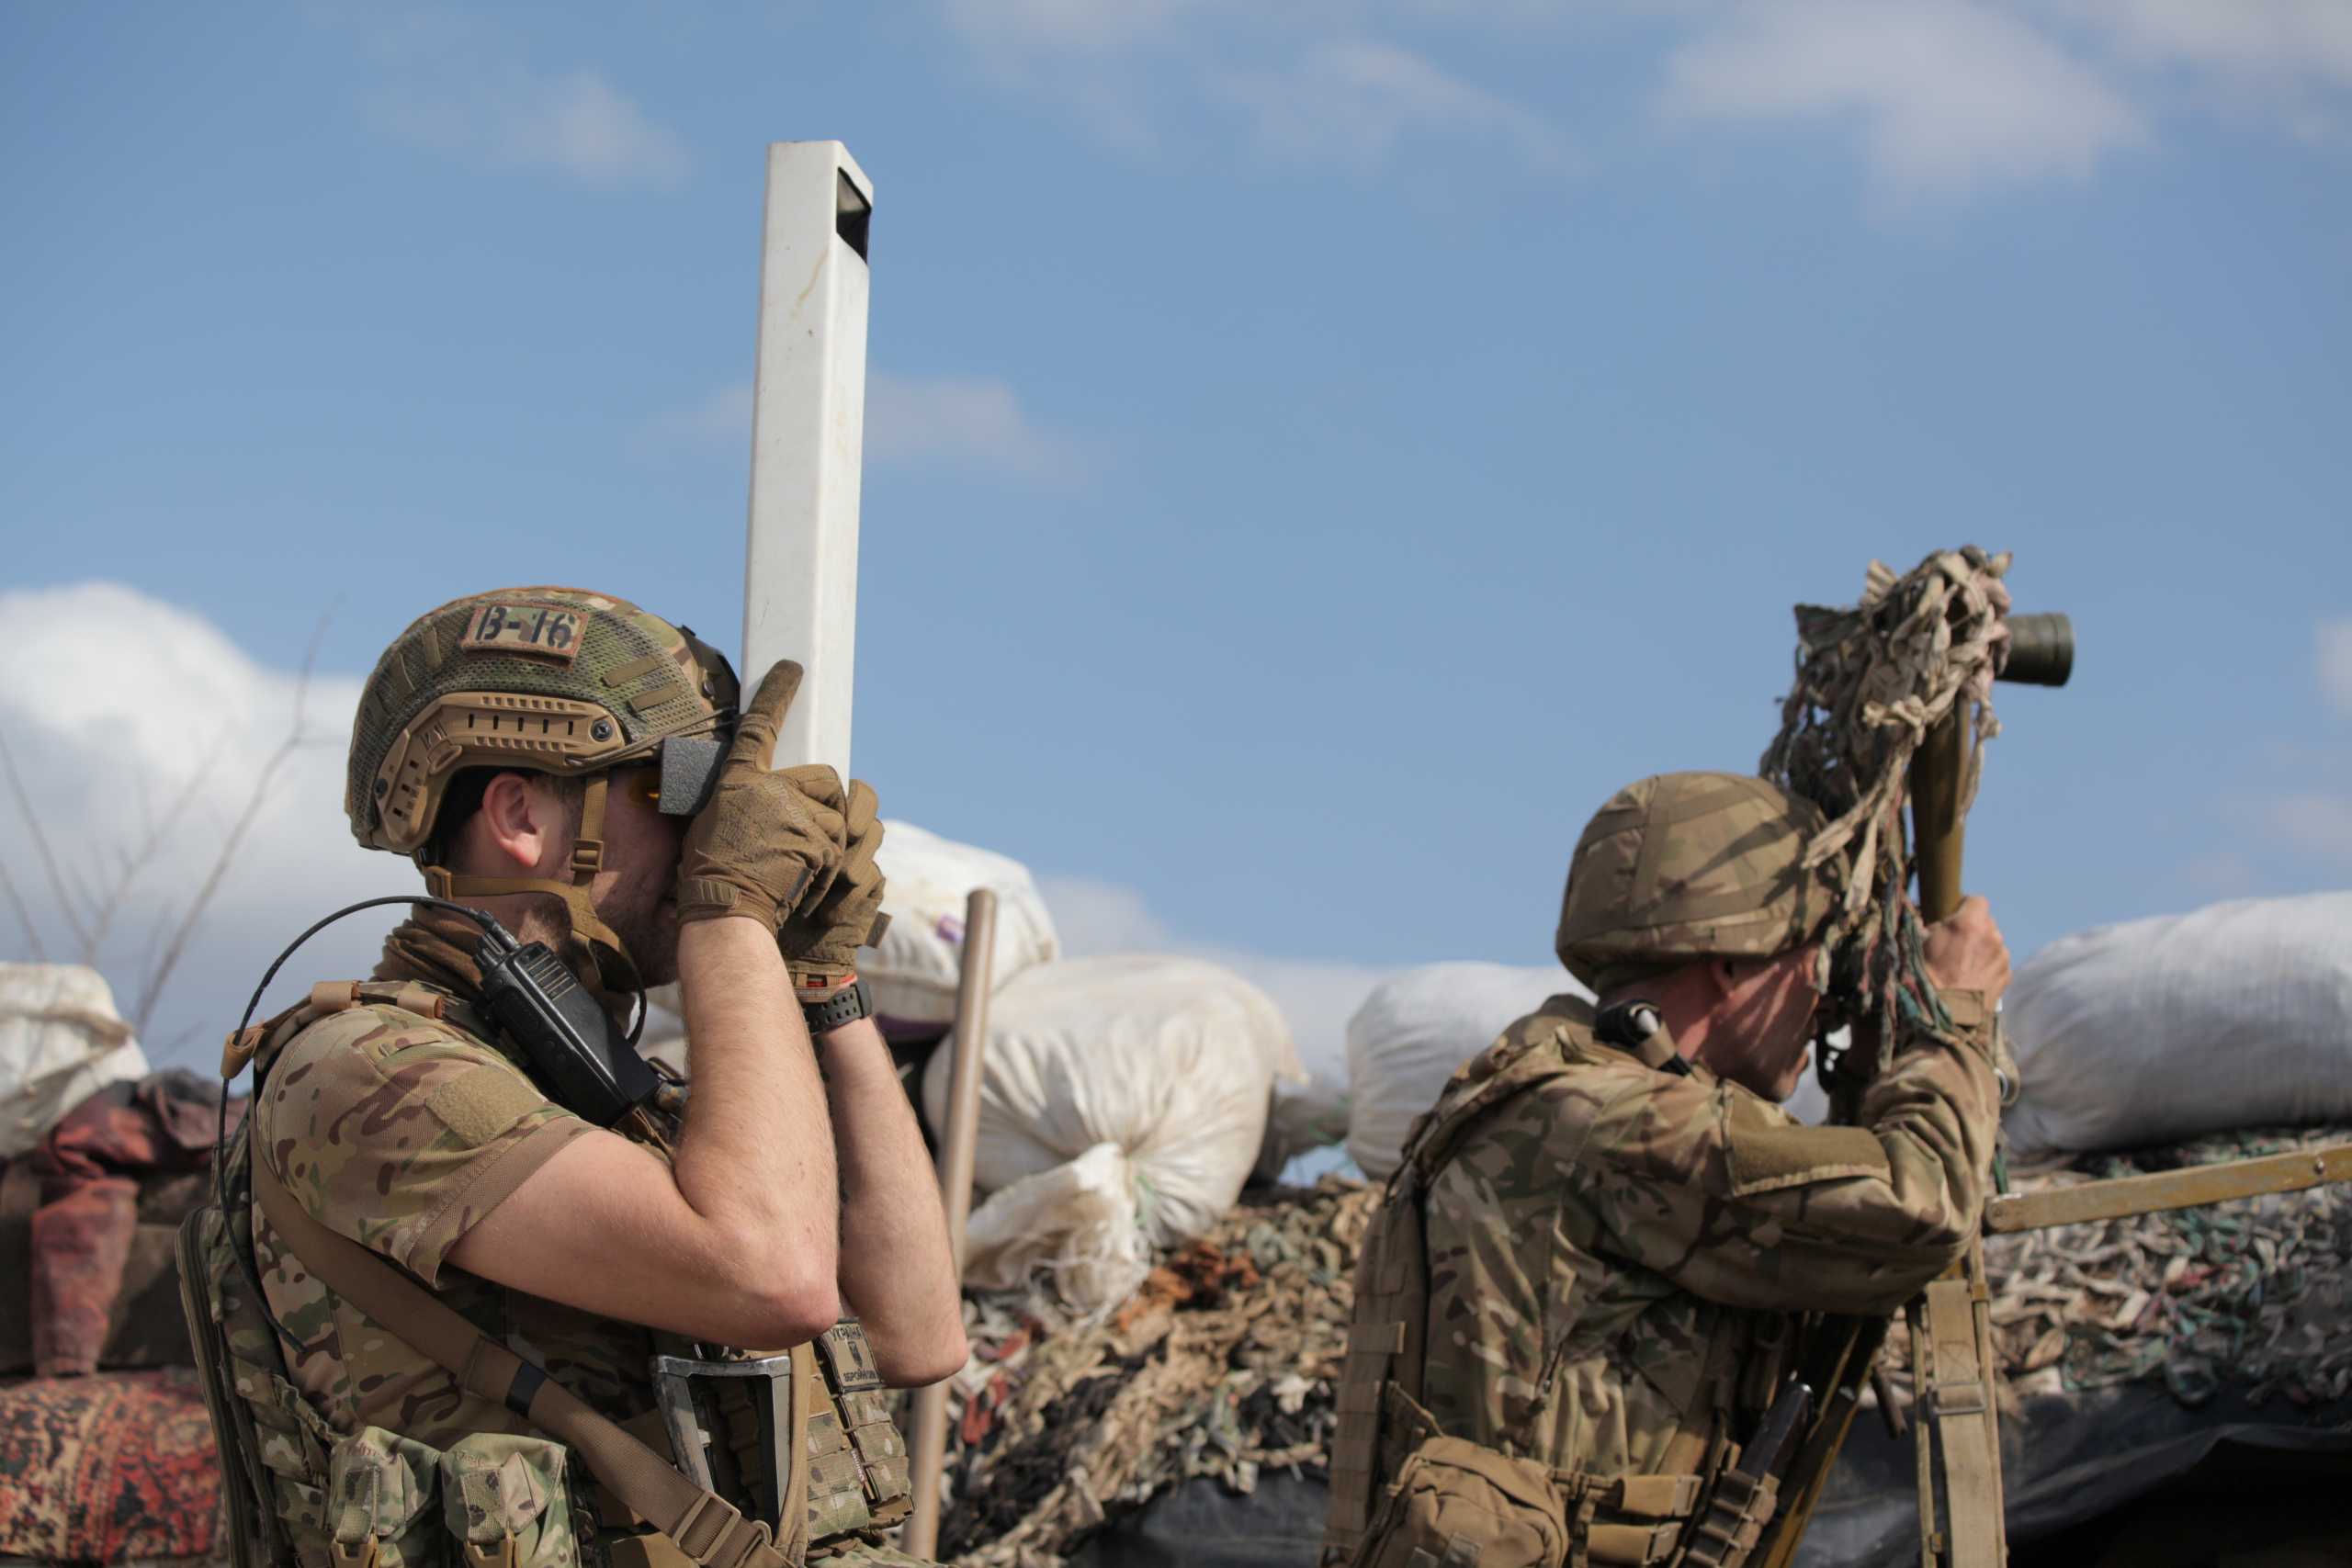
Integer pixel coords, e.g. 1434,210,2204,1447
1759,547,2014,1064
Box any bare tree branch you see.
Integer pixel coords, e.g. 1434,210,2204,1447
81,739,228,964
135,615,331,1036
0,724,89,950
0,852,46,961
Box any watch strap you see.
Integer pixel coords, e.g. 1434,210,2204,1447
800,976,874,1034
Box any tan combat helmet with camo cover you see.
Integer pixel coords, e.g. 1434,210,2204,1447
347,586,741,988
1555,772,1838,996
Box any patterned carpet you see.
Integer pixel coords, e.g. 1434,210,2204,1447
0,1369,223,1563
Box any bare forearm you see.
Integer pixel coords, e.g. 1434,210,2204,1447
675,919,840,1303
819,1017,967,1384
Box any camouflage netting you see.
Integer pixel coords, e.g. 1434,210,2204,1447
926,1130,2352,1564
1759,546,2013,1067
1874,1125,2352,1416
930,1179,1375,1567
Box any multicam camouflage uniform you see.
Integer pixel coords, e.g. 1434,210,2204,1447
243,920,925,1568
1325,773,2000,1568
183,588,926,1568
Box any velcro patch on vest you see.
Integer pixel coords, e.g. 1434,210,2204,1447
424,1067,548,1146
848,1421,906,1467
459,604,584,665
805,1410,849,1458
804,1448,870,1539
1724,1100,1890,1197
835,1390,893,1430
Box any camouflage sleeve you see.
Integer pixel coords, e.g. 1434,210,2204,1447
254,1006,596,1286
1577,1015,1998,1316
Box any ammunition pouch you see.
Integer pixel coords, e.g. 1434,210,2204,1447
328,1427,447,1568
1347,1433,1716,1568
1672,1462,1777,1568
1355,1436,1568,1568
440,1435,582,1568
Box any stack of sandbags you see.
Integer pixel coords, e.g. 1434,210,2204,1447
2,964,149,1162
1344,962,1588,1179
924,954,1295,1311
2004,891,2352,1156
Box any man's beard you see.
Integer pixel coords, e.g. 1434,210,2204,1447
596,868,683,988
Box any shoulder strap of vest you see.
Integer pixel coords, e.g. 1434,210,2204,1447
249,1155,795,1568
1395,1000,1593,1195
223,979,501,1083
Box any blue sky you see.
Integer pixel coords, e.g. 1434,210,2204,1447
3,1,2348,1069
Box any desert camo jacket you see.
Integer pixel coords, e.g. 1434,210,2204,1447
1416,995,1999,1476
249,976,634,1449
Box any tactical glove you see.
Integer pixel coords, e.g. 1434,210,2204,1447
778,773,888,998
673,660,842,930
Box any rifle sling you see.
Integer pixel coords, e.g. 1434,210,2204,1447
252,1160,795,1568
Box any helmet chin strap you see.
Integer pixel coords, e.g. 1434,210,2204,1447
421,774,646,999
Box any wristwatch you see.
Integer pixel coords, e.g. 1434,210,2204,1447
800,976,875,1035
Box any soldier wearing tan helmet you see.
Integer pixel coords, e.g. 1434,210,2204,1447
1323,773,2007,1568
184,589,964,1568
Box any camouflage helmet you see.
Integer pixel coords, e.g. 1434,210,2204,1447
347,587,740,992
348,586,739,855
1555,772,1836,996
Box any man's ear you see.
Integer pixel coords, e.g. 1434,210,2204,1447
473,772,562,875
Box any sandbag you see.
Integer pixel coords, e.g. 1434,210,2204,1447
961,1140,1154,1308
1,964,149,1162
922,955,1283,1304
868,820,1059,1030
1344,962,1588,1179
2003,892,2352,1155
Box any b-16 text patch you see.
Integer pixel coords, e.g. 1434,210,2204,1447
459,603,583,664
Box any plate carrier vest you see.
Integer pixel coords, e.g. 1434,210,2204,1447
176,979,912,1568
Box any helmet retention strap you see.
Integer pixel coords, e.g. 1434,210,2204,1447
420,774,642,993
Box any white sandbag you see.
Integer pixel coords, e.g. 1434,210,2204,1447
1,964,150,1160
962,1141,1154,1311
2004,892,2352,1156
922,954,1280,1269
1346,961,1589,1179
1233,960,1371,1182
868,821,1058,1029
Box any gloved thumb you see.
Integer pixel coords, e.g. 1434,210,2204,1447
732,660,804,771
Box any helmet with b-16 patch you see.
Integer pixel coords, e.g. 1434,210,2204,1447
346,585,740,985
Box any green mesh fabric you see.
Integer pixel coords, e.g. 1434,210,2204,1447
345,587,721,847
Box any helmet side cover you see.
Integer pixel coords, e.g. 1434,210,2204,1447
346,587,737,855
1555,772,1835,993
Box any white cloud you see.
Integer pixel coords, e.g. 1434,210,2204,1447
866,373,1093,483
1659,0,2146,197
0,584,408,1067
634,373,1090,483
942,0,1207,60
2058,0,2352,85
633,382,753,457
2319,620,2352,716
1217,39,1572,175
1034,874,1173,954
939,2,1571,177
2266,793,2352,863
374,66,690,187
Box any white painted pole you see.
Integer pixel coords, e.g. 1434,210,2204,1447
742,141,873,776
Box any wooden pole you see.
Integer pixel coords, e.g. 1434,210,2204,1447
900,888,998,1561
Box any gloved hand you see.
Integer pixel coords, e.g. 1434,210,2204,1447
673,661,842,930
777,774,888,998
